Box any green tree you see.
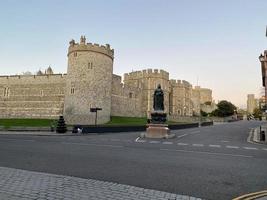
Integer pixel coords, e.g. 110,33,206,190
200,110,208,117
211,100,236,117
253,108,262,120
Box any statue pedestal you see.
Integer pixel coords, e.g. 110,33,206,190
145,124,174,139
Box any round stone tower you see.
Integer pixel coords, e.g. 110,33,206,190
64,36,114,125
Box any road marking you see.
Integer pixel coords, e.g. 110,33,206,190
62,142,123,148
226,145,239,149
160,148,253,158
262,148,267,151
162,141,173,145
192,144,204,147
149,141,160,144
177,134,188,138
177,143,188,146
136,140,146,143
135,137,140,142
221,140,229,143
243,147,258,150
190,131,200,134
209,145,221,148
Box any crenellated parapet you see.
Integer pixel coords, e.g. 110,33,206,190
68,35,114,59
0,74,66,84
124,69,169,81
170,79,192,88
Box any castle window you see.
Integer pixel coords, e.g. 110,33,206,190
40,90,44,97
71,87,75,94
88,62,93,69
74,52,77,57
129,92,133,98
4,87,10,97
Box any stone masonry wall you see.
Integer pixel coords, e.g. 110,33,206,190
124,69,170,117
64,37,114,125
111,74,143,117
0,74,66,118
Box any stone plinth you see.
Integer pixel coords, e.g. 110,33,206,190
145,124,173,139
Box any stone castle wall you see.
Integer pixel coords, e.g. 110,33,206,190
111,75,143,117
0,36,214,124
169,80,192,116
124,69,170,116
64,36,114,125
0,74,66,118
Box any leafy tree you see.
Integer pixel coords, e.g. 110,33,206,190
200,110,208,117
211,100,236,117
253,108,262,120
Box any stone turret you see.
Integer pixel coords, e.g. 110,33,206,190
64,36,114,125
45,66,53,75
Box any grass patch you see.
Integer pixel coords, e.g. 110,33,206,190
0,118,56,128
105,116,189,126
105,116,147,126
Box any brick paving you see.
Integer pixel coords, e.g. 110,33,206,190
0,167,202,200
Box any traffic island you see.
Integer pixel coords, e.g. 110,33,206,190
233,190,267,200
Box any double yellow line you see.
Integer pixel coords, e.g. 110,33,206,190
233,190,267,200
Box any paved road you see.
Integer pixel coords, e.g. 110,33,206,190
0,120,266,200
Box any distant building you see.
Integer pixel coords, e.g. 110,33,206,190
247,94,258,114
259,50,267,110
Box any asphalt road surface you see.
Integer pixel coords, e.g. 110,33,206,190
0,120,266,200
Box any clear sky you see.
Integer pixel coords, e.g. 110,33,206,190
0,0,266,108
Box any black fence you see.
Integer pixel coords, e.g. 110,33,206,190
73,123,200,134
200,121,214,126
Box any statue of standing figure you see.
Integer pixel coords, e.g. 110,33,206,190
153,84,164,111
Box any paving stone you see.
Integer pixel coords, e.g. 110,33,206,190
0,166,203,200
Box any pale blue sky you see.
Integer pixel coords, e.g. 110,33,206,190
0,0,266,108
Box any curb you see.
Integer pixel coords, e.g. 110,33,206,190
233,190,267,200
248,128,267,145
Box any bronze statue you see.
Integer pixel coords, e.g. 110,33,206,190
153,84,164,111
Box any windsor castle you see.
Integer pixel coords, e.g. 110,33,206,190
0,36,215,125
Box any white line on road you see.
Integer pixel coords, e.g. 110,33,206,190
149,141,160,144
192,144,204,147
160,148,253,158
243,147,258,150
226,145,239,149
221,140,229,143
190,131,200,134
177,134,188,138
162,142,173,145
136,140,146,143
262,148,267,151
135,137,140,142
209,145,221,148
62,142,123,148
177,143,188,146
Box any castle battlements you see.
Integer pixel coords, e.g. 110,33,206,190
170,79,192,88
124,69,169,80
0,74,66,84
68,36,114,59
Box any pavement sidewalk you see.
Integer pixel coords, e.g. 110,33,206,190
0,167,202,200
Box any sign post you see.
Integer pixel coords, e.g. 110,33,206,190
90,107,102,126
